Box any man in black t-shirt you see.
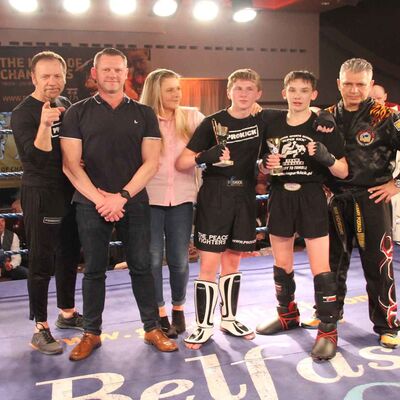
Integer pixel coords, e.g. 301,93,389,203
176,69,268,349
256,71,348,361
11,51,82,356
303,58,400,349
60,48,178,361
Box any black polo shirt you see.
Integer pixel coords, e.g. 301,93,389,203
60,94,161,204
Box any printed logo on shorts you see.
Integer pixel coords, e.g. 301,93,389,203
198,232,228,245
356,129,375,146
43,217,62,224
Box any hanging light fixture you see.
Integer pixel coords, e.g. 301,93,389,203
193,0,219,22
153,0,178,17
232,0,257,23
8,0,38,13
109,0,137,16
63,0,91,15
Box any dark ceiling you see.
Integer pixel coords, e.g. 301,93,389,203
321,0,400,66
252,0,361,13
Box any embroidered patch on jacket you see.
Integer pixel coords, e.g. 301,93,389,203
356,129,375,146
394,118,400,132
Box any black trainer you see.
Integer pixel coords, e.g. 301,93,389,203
55,312,84,331
31,328,63,355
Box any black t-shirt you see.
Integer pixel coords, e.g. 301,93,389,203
60,94,161,204
187,109,267,182
11,95,71,188
265,112,345,184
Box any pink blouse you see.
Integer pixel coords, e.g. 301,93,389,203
146,107,204,206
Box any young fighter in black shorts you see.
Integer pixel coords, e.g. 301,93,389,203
176,69,268,349
256,71,348,360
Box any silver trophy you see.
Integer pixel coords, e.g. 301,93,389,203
266,137,283,176
212,119,233,167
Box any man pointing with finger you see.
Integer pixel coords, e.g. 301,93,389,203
12,51,82,355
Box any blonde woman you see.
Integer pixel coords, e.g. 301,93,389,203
140,69,204,337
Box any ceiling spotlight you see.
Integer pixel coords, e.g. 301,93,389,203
9,0,38,13
193,0,219,22
63,0,91,15
109,0,137,16
153,0,178,17
232,0,257,23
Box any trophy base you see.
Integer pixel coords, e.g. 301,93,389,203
212,160,234,168
270,167,283,176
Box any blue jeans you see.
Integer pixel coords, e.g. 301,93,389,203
76,202,159,335
150,202,193,307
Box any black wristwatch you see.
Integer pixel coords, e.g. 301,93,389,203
119,189,131,200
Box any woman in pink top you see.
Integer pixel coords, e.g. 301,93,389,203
140,69,204,337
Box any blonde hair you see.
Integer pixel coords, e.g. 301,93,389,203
227,68,262,91
140,68,192,143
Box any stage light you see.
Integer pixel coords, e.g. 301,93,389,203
9,0,38,13
109,0,137,16
63,0,91,15
232,0,257,23
193,0,219,21
153,0,178,17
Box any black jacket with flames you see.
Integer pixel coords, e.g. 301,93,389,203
326,97,400,192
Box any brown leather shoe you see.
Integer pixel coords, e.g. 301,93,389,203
144,328,178,352
69,332,102,361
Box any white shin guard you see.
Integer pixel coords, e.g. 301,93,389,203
184,280,218,344
219,273,254,337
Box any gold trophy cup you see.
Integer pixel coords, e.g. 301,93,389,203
266,137,283,176
212,119,233,167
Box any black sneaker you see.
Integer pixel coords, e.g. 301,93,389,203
55,312,84,331
31,329,63,355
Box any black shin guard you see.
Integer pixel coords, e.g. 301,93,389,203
256,266,299,335
311,272,338,361
274,266,296,306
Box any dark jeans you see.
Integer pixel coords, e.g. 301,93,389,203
2,265,28,280
21,185,80,322
76,201,159,335
150,203,192,307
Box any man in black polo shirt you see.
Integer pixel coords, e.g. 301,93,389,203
60,48,178,361
11,51,82,356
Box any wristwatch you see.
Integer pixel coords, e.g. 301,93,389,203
119,189,131,200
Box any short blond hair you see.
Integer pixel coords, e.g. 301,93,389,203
227,69,261,91
339,58,373,80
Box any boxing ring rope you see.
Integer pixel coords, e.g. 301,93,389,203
0,171,269,258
